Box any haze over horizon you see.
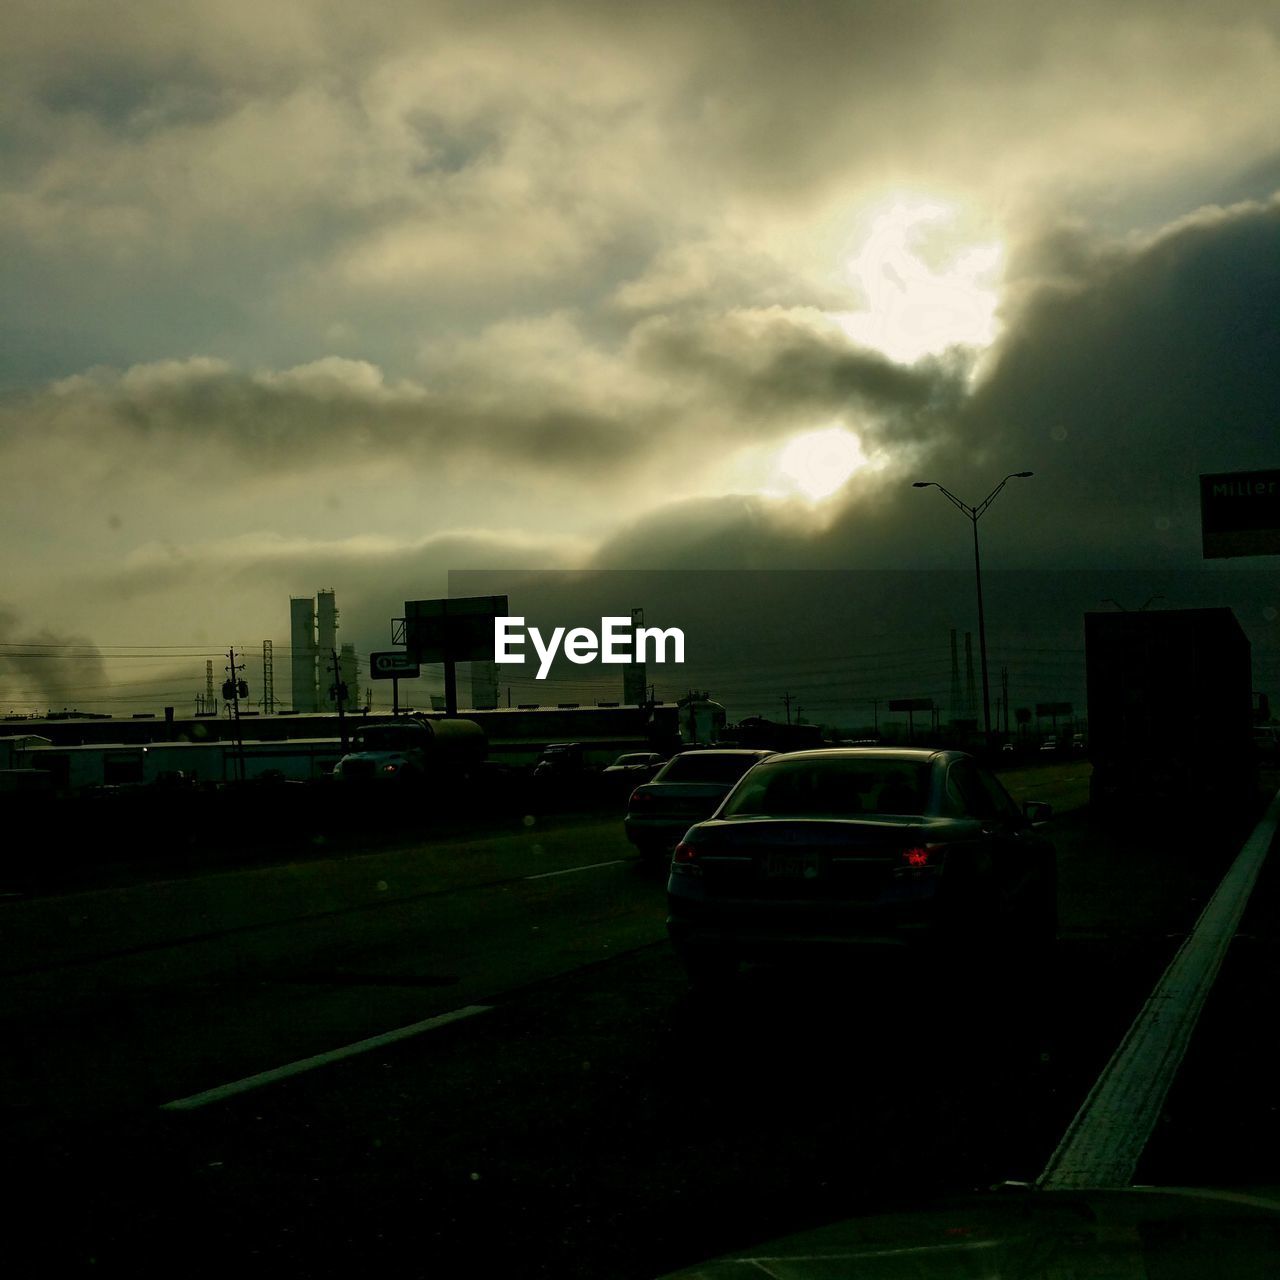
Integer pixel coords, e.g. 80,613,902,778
2,1,1278,715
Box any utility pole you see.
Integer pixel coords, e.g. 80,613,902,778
782,691,794,725
223,648,248,783
328,648,350,753
1001,666,1010,736
912,472,1034,746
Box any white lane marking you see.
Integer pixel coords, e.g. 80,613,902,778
524,859,626,880
160,1005,492,1111
1039,788,1280,1190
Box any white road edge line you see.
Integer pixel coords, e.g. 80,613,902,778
1038,787,1280,1190
159,1005,493,1112
525,859,626,880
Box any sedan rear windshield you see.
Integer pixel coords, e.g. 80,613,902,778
659,753,762,784
721,757,933,818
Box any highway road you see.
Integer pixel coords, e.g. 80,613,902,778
4,761,1278,1277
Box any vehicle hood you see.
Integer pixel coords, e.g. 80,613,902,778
655,1186,1280,1278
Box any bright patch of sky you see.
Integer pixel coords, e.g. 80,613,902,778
832,200,1003,366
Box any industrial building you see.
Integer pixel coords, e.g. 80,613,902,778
290,589,361,712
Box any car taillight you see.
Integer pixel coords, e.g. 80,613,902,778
671,840,702,877
628,789,649,807
896,843,945,876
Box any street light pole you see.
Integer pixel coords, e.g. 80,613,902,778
912,472,1033,747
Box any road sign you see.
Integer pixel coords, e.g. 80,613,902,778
888,698,934,712
369,651,421,680
1200,469,1280,558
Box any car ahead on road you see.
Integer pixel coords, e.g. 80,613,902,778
666,747,1056,985
531,742,588,779
625,749,775,861
602,752,667,780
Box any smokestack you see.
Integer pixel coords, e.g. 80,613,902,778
290,596,318,712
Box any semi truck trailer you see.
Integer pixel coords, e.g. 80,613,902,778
1084,607,1255,816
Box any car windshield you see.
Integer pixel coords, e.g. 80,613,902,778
721,756,933,818
659,753,760,784
612,754,650,765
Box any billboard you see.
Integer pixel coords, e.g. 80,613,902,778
1200,469,1280,558
399,595,509,663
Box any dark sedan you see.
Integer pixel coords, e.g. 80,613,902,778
624,749,775,860
666,747,1056,985
602,752,667,780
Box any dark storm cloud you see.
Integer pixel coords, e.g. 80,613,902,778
595,196,1280,572
0,606,109,711
631,310,965,443
959,196,1280,559
3,302,969,484
5,357,648,475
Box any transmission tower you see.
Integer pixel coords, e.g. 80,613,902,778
205,660,214,712
262,640,275,714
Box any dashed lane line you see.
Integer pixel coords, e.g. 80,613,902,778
159,1005,493,1111
524,859,627,880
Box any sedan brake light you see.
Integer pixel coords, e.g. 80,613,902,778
671,840,703,877
628,788,649,807
896,843,946,876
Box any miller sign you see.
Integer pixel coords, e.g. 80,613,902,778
1200,469,1280,558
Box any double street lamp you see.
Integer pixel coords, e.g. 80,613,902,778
912,472,1034,745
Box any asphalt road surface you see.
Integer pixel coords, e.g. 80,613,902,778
5,762,1277,1277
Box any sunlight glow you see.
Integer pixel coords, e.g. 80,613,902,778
832,200,1003,366
775,426,867,501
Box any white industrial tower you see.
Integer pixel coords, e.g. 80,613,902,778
290,590,357,712
470,659,500,710
290,596,319,712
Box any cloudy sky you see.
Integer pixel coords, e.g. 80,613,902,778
2,0,1278,713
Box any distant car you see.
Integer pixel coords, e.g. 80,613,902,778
624,749,775,860
1040,737,1058,754
601,752,666,780
666,747,1057,987
532,742,588,779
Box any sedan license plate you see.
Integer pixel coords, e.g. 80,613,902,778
761,852,821,880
